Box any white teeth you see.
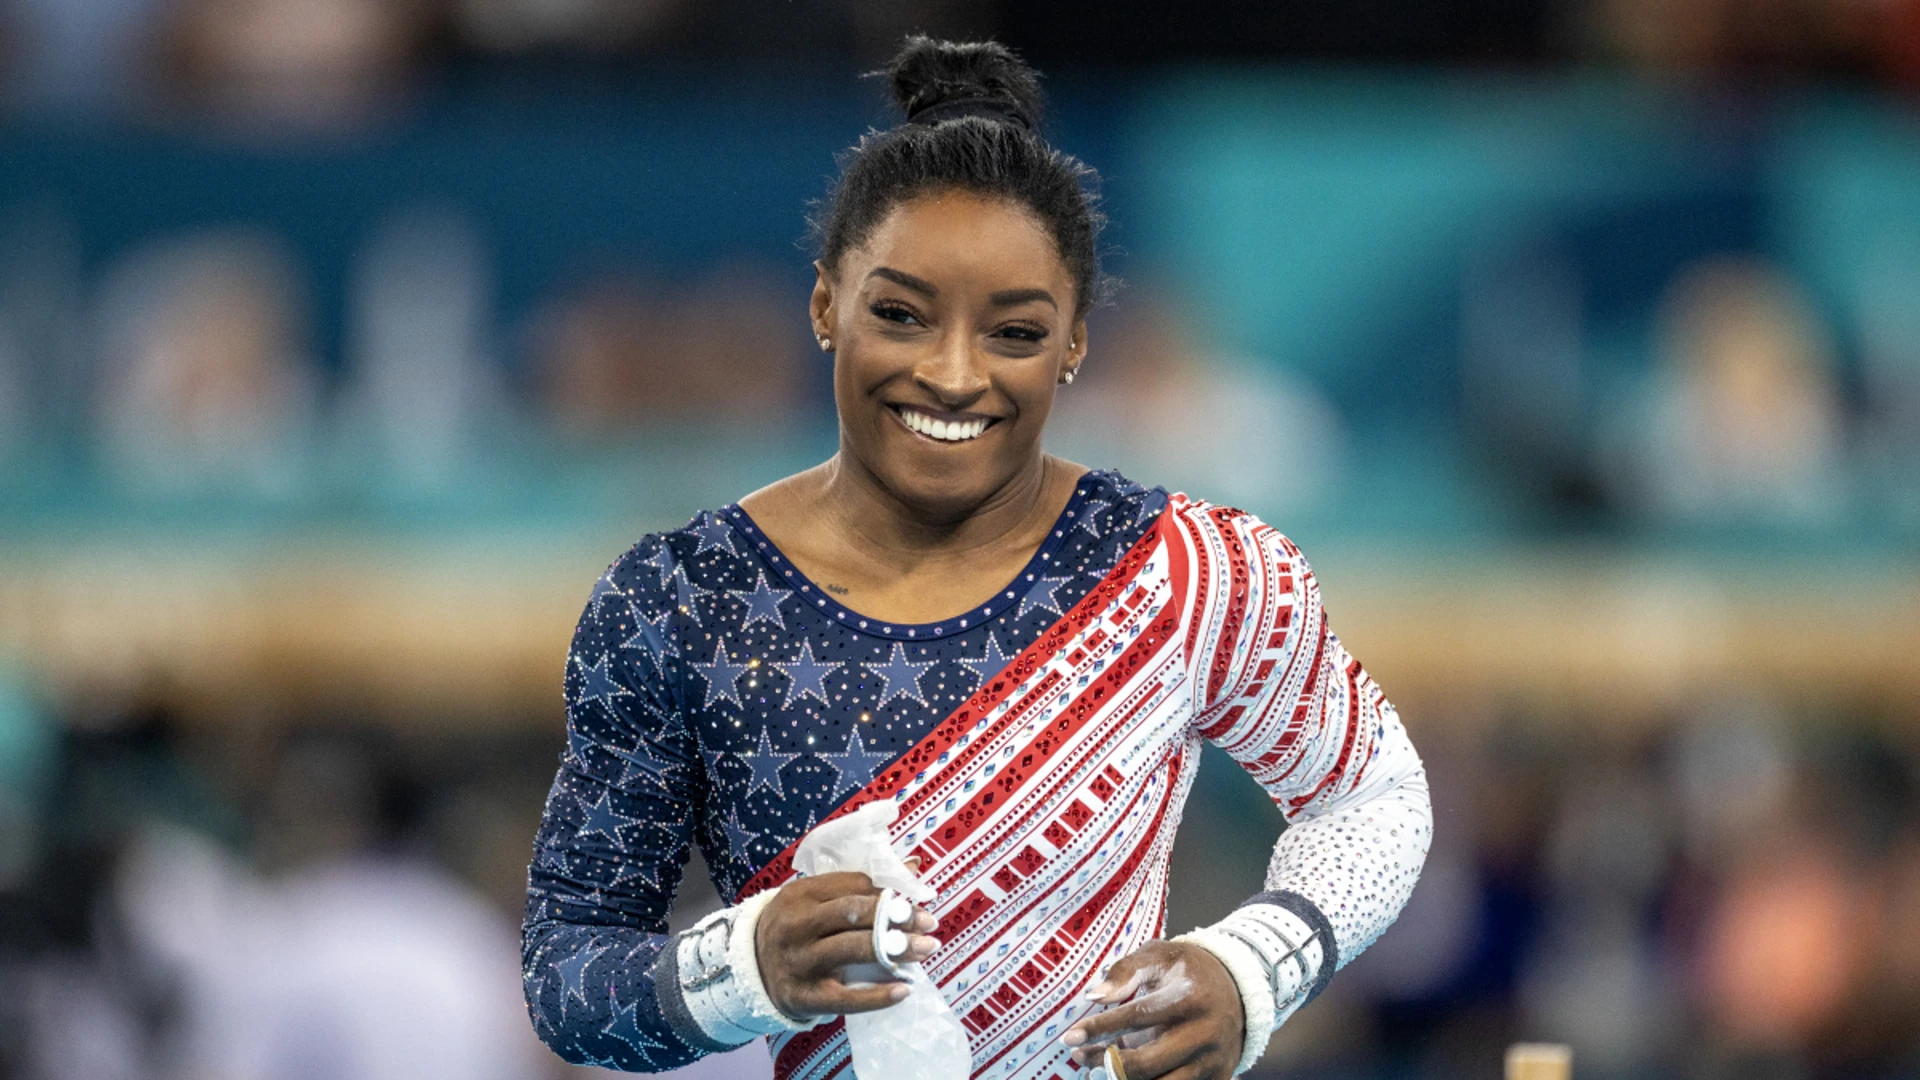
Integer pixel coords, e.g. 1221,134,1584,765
900,408,989,442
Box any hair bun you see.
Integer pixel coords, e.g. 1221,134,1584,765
888,36,1043,132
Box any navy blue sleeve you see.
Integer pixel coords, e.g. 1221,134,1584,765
522,538,716,1071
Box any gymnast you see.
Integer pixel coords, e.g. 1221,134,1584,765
521,36,1431,1080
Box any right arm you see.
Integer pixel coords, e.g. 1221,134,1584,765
522,544,936,1070
523,547,807,1069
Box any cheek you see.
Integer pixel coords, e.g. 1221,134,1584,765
830,349,885,416
1001,365,1062,431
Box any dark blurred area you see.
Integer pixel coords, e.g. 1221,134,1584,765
1,2,1918,1079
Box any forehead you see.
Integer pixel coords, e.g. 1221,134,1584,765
850,190,1071,293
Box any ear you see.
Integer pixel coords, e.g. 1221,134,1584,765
811,260,836,340
1064,315,1089,378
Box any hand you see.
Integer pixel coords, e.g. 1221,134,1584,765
753,871,941,1020
1061,940,1245,1080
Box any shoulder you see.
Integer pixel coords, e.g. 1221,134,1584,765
577,506,756,619
1154,489,1311,579
1074,466,1173,536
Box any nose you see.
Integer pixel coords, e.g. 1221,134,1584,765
912,328,990,410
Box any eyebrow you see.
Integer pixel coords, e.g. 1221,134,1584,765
988,287,1057,310
867,267,938,296
866,267,1059,311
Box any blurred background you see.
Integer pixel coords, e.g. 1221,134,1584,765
1,1,1917,1078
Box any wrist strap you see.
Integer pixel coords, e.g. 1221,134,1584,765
671,887,818,1044
1175,903,1327,1075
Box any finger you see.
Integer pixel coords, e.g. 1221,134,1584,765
903,855,922,873
804,927,877,972
808,926,941,972
899,932,941,963
1063,997,1181,1047
791,977,910,1017
1069,1025,1164,1064
1111,1027,1205,1080
803,892,883,938
1080,1025,1168,1055
910,905,939,933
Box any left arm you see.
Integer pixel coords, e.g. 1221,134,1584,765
1065,506,1432,1078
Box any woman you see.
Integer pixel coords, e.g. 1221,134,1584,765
522,37,1431,1080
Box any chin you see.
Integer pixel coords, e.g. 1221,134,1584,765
875,442,1023,521
883,462,1004,520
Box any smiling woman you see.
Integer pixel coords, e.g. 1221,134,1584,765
520,35,1432,1080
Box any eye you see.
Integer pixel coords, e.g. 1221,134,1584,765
996,324,1048,343
871,302,923,327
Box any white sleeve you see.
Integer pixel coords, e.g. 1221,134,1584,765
1171,503,1433,1073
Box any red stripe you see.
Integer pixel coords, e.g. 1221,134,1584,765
1175,508,1209,662
1339,660,1377,789
1203,506,1250,706
1288,656,1364,813
1159,501,1189,640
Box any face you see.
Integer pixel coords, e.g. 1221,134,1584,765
812,189,1087,520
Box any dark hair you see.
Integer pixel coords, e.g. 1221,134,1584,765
811,36,1111,316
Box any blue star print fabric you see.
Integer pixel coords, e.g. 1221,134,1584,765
523,469,1168,1070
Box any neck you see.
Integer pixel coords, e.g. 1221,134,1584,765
817,448,1066,565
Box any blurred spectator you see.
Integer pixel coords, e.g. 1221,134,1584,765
1,718,550,1080
0,700,241,1080
1599,257,1850,527
1693,831,1873,1067
91,228,318,497
151,0,435,125
113,781,547,1080
526,261,815,440
335,206,514,494
1050,292,1349,515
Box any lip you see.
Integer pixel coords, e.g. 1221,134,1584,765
887,403,1003,444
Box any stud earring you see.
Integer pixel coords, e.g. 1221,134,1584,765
818,336,832,352
1061,368,1076,385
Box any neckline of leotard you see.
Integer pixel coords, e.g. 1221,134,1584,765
720,470,1112,641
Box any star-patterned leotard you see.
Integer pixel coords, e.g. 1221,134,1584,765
522,468,1431,1077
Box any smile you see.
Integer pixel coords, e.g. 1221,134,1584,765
890,405,998,444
